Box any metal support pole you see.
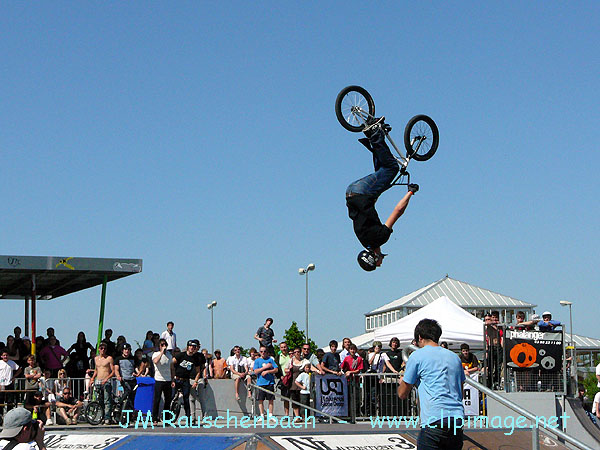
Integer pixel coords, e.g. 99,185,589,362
532,427,539,450
31,275,37,355
211,307,214,355
305,272,309,344
24,297,29,338
96,275,108,349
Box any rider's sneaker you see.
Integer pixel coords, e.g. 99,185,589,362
363,116,385,137
408,183,419,193
383,123,392,133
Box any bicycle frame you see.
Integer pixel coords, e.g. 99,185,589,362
351,106,428,187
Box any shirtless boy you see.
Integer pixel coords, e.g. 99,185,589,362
90,342,115,424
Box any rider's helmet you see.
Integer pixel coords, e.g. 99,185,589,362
357,249,378,271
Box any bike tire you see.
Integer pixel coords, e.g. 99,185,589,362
403,114,439,161
335,85,375,132
85,401,103,425
169,397,181,420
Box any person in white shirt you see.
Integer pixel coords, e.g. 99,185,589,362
160,321,177,352
226,346,248,401
0,350,22,410
339,338,352,361
152,339,174,423
593,391,600,421
294,363,312,419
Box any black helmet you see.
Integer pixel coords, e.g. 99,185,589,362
357,250,377,271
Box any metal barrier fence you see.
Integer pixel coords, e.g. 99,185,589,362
350,373,413,421
12,377,120,403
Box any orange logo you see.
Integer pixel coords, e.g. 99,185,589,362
509,343,537,368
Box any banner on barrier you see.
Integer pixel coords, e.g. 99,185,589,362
44,434,125,450
272,434,416,450
314,374,348,417
505,330,563,372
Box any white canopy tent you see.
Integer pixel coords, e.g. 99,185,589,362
374,296,484,349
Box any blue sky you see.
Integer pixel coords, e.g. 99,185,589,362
1,2,598,353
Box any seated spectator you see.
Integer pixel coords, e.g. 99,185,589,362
295,362,312,420
245,348,259,399
538,311,561,331
40,369,55,402
320,340,342,376
53,369,70,397
23,355,42,391
39,336,68,377
459,343,479,377
55,387,83,425
24,390,52,425
211,350,228,379
227,346,248,401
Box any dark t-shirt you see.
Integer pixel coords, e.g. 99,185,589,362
174,352,205,379
346,194,392,249
459,352,479,369
322,352,341,371
256,326,275,347
385,349,403,372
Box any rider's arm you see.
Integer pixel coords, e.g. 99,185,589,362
385,191,414,229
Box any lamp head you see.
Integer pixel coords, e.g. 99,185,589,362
298,268,306,275
559,300,572,306
307,263,315,271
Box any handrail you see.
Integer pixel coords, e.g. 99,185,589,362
249,383,347,424
402,344,594,450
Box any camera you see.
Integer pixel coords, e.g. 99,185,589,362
30,420,39,439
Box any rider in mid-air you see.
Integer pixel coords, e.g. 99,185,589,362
346,117,419,271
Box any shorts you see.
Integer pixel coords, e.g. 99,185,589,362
289,390,301,403
257,384,275,401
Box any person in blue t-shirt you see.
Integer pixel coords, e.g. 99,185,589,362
398,319,465,450
253,346,279,418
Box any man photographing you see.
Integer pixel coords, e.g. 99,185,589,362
0,407,47,450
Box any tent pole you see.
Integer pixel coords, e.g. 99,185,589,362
96,275,108,349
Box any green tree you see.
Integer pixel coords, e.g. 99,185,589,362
282,321,317,354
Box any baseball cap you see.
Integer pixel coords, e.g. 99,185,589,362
122,343,132,350
187,340,199,347
0,407,34,439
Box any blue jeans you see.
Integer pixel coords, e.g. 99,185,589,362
95,380,113,421
346,127,399,197
417,421,463,450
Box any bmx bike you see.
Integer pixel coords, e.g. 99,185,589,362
335,85,439,186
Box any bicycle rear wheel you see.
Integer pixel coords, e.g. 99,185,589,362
169,396,181,420
404,115,439,161
85,401,103,425
335,85,375,132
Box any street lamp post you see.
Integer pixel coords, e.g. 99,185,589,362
560,300,574,393
298,263,315,344
207,300,217,354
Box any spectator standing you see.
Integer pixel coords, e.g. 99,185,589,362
115,343,137,413
211,350,228,379
152,339,174,424
301,344,322,373
277,342,292,416
38,337,68,378
341,344,363,417
24,356,42,391
0,350,21,411
5,336,20,363
295,362,312,420
320,340,342,376
384,337,404,374
245,348,259,399
101,329,116,358
89,342,115,424
398,319,465,449
160,322,177,352
172,340,205,420
255,318,277,356
538,311,561,331
115,336,127,356
55,387,83,425
227,346,248,401
366,341,386,416
339,338,352,361
593,390,600,421
253,346,278,420
45,328,60,348
286,348,308,419
142,331,155,355
65,332,94,379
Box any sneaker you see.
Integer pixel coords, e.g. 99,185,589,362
46,419,53,426
408,183,419,193
363,116,385,137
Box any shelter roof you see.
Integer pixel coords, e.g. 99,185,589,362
0,255,142,300
367,275,536,315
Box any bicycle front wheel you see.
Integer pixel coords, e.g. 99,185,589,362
85,401,103,425
335,85,375,132
404,115,439,161
169,396,181,420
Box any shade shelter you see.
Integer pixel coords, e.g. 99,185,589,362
0,255,142,352
374,296,484,349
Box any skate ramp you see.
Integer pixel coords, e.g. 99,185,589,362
564,397,600,448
